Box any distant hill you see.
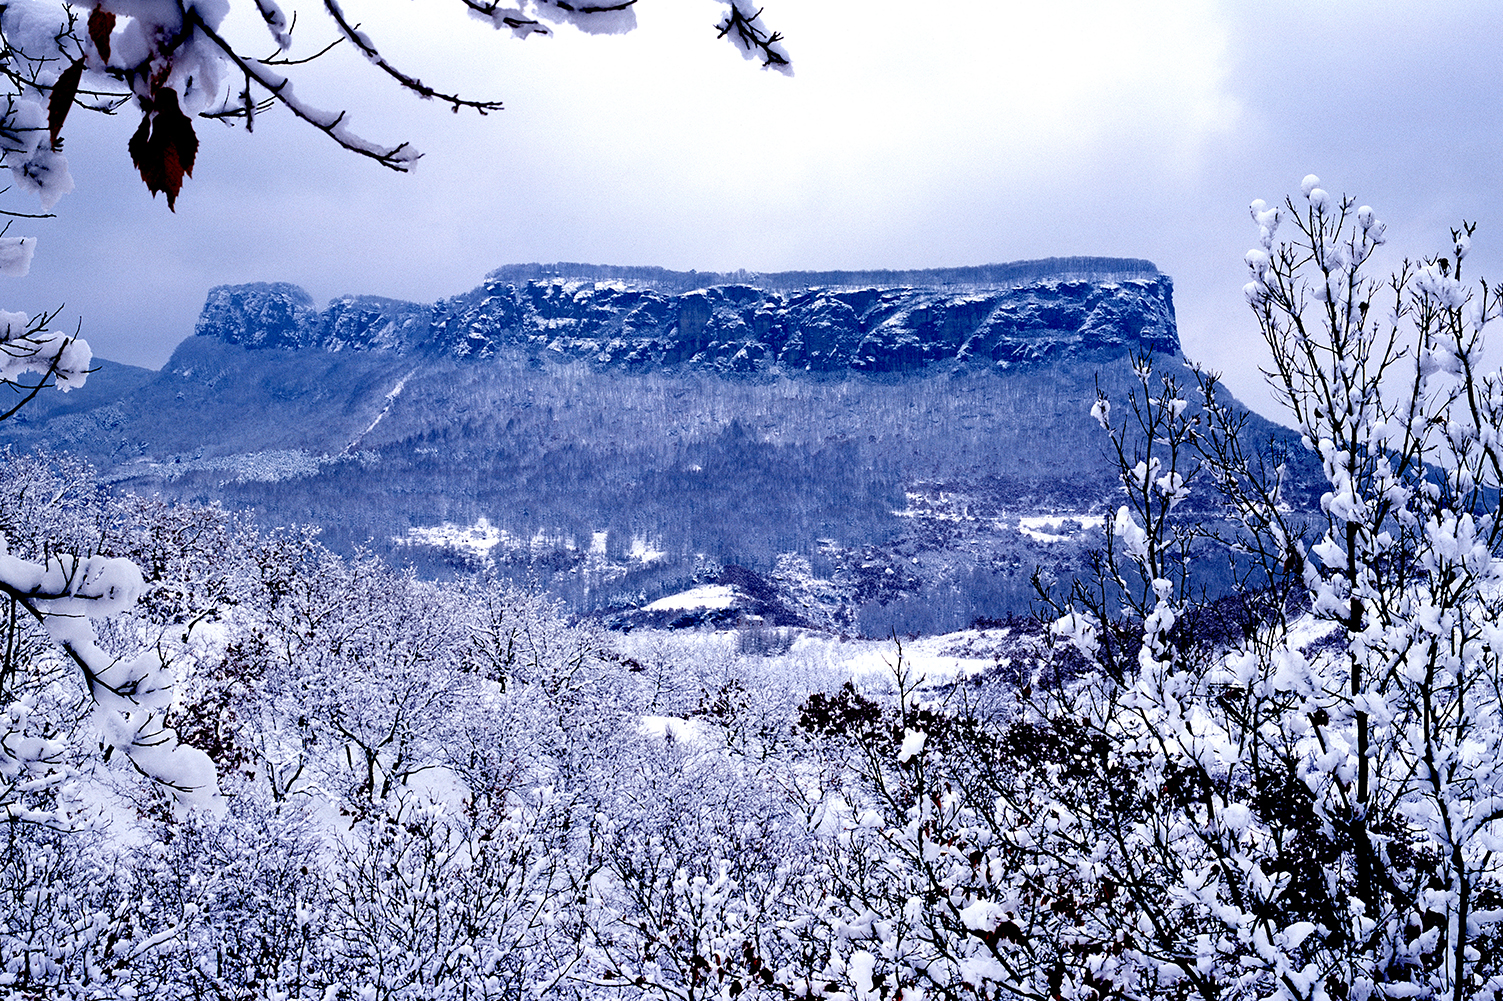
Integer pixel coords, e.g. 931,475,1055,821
1,260,1311,634
476,257,1162,294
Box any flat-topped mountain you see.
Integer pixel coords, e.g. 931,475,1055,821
2,260,1302,634
193,258,1177,374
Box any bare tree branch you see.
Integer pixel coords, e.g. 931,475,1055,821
322,0,505,114
715,1,789,71
186,7,420,172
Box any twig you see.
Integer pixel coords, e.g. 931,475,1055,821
714,2,789,70
323,0,505,114
186,7,420,171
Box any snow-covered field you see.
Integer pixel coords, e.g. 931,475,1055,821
396,515,670,566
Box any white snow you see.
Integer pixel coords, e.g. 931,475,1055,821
396,518,659,568
402,516,506,557
643,584,739,612
1017,514,1105,543
639,715,705,743
897,728,926,762
344,370,414,451
890,493,1104,544
629,536,666,563
0,309,92,390
0,236,36,277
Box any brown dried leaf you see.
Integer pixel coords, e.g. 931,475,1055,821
128,109,156,188
48,59,84,150
128,89,198,211
88,8,116,63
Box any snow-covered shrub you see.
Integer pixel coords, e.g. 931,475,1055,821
795,182,1503,1001
325,796,582,1001
581,707,827,1001
780,182,1503,1001
0,452,222,825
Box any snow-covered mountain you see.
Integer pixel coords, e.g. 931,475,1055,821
1,259,1307,633
193,257,1176,372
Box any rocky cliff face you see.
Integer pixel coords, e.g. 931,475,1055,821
195,284,436,355
192,259,1179,375
10,256,1260,634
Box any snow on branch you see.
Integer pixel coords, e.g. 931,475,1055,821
0,0,790,210
0,307,92,421
187,7,422,172
321,0,507,115
460,0,639,38
0,540,222,818
253,0,294,50
715,1,790,73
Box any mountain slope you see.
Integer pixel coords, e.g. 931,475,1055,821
0,259,1306,633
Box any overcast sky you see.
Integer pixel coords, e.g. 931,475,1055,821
8,0,1503,418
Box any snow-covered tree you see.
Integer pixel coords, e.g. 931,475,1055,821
0,451,221,827
792,179,1503,1001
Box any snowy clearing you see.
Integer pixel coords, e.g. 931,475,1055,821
643,583,740,611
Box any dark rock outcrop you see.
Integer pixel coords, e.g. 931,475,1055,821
192,259,1179,377
317,295,433,354
194,283,319,349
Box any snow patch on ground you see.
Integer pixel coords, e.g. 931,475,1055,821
639,715,707,743
614,624,1027,693
344,370,415,453
890,492,1105,545
400,516,507,557
401,764,473,811
644,584,739,611
394,521,669,571
1016,514,1106,543
630,536,666,563
828,632,1001,685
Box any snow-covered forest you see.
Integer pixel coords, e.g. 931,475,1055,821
7,176,1503,1001
7,2,1503,999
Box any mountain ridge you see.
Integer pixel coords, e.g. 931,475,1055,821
478,256,1162,292
192,257,1178,376
2,260,1307,633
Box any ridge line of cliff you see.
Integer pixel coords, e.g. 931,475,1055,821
482,257,1161,293
190,261,1179,377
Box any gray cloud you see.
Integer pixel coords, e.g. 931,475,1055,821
6,0,1503,422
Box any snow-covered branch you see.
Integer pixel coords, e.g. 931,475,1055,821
0,540,222,818
0,0,789,208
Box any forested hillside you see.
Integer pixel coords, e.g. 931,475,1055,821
0,261,1309,632
10,181,1503,1000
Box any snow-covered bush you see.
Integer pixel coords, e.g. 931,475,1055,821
803,180,1503,1001
325,797,582,1001
0,450,222,826
0,462,854,996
